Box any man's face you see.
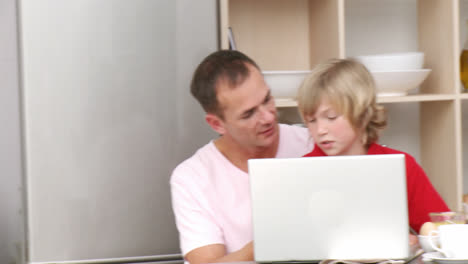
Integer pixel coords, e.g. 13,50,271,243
215,65,279,151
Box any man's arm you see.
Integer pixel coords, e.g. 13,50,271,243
185,241,253,264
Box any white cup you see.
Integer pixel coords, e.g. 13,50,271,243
418,235,439,252
429,224,468,258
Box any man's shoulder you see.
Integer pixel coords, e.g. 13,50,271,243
171,141,232,183
279,123,309,140
171,142,215,179
279,122,307,131
277,124,314,157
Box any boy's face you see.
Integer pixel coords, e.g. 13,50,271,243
304,99,366,156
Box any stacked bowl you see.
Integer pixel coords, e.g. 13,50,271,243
263,70,312,99
354,52,431,96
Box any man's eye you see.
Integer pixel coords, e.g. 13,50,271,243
242,111,254,119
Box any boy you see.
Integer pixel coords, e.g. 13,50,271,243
296,58,450,234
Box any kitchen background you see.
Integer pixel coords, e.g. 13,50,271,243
1,0,468,264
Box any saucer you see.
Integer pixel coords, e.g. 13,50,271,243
422,252,468,264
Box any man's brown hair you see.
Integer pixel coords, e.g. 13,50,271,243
190,50,260,118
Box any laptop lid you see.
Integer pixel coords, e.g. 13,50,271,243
248,154,409,262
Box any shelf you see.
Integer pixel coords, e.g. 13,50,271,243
275,98,298,108
459,92,468,100
377,94,456,103
223,0,463,211
275,93,457,108
220,0,344,70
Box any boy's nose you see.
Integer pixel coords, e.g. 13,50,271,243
317,120,328,134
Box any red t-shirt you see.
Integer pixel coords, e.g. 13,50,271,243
304,143,450,233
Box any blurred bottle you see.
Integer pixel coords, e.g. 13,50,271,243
461,20,468,91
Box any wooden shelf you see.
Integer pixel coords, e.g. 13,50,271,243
459,92,468,100
377,94,456,103
275,98,298,108
221,0,464,211
275,93,457,108
220,0,343,70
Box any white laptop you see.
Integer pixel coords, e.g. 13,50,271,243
247,154,409,263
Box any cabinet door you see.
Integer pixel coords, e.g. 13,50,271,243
20,0,217,262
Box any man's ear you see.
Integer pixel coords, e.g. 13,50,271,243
205,113,226,135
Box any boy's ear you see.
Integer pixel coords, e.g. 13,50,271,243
205,113,226,135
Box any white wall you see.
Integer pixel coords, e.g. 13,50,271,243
0,0,25,263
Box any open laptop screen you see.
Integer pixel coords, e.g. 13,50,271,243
248,154,409,262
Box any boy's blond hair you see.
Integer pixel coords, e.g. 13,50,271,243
297,58,387,148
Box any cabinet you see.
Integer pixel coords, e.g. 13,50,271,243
219,0,464,211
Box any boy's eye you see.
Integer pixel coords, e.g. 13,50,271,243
308,118,316,123
327,115,337,120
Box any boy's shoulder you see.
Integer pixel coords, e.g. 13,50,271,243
369,143,417,164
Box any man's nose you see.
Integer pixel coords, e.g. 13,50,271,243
258,105,276,123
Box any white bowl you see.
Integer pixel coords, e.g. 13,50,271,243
371,69,431,96
263,70,311,99
355,52,424,72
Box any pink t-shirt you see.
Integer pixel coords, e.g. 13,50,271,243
170,124,314,256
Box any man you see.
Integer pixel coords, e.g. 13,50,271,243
170,50,314,264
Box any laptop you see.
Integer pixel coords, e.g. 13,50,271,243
247,154,409,263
